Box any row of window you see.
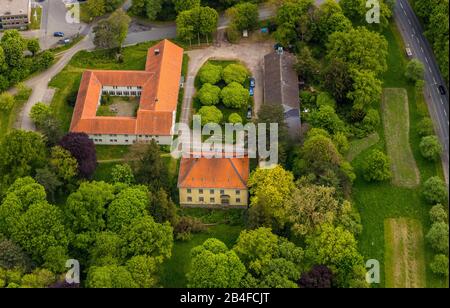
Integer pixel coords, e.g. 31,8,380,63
0,16,27,21
102,90,141,97
1,20,25,25
186,188,241,195
108,86,142,90
187,196,242,203
91,138,159,144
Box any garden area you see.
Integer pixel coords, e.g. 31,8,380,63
193,60,253,128
96,96,140,117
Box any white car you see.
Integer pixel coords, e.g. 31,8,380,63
406,47,413,58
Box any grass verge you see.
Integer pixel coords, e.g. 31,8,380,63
0,89,32,140
30,7,42,30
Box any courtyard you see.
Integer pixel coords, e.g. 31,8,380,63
96,96,140,117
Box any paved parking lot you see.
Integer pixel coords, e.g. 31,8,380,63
41,0,87,49
180,39,274,125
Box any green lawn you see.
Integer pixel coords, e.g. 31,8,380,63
384,218,426,288
352,23,446,288
159,224,243,288
176,54,190,123
0,89,32,140
30,7,42,30
95,145,130,161
346,133,380,162
382,88,420,188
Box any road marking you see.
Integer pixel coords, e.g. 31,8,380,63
408,19,411,25
444,109,447,117
433,77,437,83
421,46,424,53
429,66,432,73
425,57,429,64
400,2,404,8
403,10,407,16
416,37,420,43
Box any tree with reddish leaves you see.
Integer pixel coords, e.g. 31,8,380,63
59,132,97,178
298,265,333,288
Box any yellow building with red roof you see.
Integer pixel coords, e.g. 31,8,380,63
178,155,250,208
69,40,184,145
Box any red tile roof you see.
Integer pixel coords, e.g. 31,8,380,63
178,156,250,189
70,40,183,136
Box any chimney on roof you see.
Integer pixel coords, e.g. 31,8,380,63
154,49,160,56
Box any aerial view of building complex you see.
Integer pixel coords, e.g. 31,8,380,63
0,0,448,299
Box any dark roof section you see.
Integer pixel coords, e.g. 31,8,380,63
263,52,301,138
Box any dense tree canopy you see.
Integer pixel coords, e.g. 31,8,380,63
305,224,367,288
247,166,295,228
0,130,46,186
187,238,246,288
233,228,304,288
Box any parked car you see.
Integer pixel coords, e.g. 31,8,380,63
249,77,255,88
405,47,413,58
54,32,65,37
246,107,252,119
58,38,71,45
249,87,254,97
438,85,446,95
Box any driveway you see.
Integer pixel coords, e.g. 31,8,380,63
17,34,95,131
180,40,273,125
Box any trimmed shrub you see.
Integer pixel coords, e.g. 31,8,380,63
197,83,221,106
222,63,249,85
198,63,222,85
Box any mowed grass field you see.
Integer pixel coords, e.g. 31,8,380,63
382,88,420,188
384,218,426,288
352,23,446,288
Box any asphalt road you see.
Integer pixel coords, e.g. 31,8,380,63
394,0,449,183
18,34,94,131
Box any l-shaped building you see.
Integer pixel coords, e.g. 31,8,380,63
69,39,184,145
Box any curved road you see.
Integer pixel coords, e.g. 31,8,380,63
394,0,449,183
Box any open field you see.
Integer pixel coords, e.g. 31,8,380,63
384,218,426,288
352,23,446,288
382,88,420,188
347,133,380,162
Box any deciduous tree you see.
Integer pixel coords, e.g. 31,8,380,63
187,238,246,288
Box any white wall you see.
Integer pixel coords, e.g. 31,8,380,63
89,134,173,145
